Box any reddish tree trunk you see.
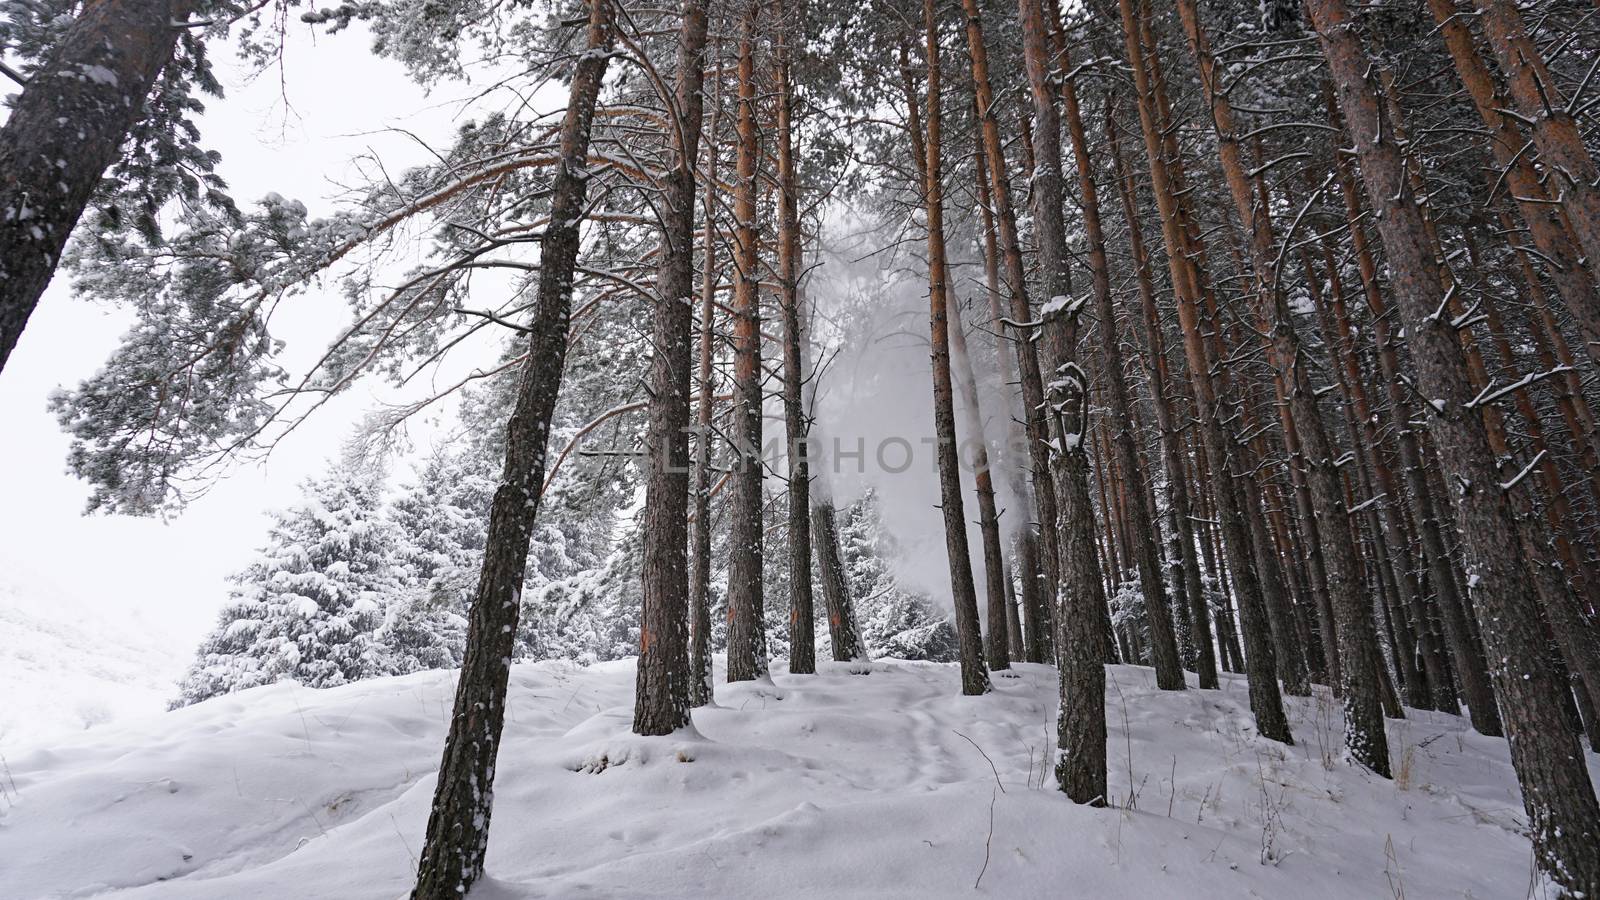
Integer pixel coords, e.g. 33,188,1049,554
903,15,991,696
725,0,768,683
1309,0,1600,888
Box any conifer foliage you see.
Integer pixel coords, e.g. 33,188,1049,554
174,459,397,706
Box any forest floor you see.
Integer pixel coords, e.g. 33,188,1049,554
2,657,1593,899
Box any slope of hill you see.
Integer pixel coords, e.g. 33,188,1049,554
1,657,1589,899
0,567,187,751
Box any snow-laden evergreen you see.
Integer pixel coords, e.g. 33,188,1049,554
172,459,397,707
169,454,958,707
839,490,959,662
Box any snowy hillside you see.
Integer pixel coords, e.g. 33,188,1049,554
0,567,187,750
4,659,1588,900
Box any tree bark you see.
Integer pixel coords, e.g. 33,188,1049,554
903,12,990,696
1308,0,1600,889
0,0,189,373
409,4,614,895
774,1,815,676
725,0,768,683
1116,0,1290,744
634,0,711,737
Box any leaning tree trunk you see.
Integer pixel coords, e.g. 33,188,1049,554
1176,0,1384,771
1105,104,1218,689
1468,0,1600,351
1116,0,1290,744
903,14,990,696
774,2,816,676
410,4,614,896
959,0,1058,663
1426,0,1600,376
634,0,710,737
1329,130,1502,735
1308,0,1600,890
0,0,189,373
725,0,768,683
1017,0,1108,805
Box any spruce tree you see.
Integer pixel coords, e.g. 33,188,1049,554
173,460,398,706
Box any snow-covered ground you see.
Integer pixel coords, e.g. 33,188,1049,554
2,658,1590,899
0,566,188,751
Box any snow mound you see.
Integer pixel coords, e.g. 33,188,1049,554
1,659,1590,899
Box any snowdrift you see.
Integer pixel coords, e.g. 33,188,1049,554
2,659,1592,899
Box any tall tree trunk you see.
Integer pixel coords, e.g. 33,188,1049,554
971,109,1045,664
1017,0,1108,805
725,0,768,683
1308,0,1600,889
1176,0,1385,771
634,0,711,737
409,4,614,895
959,0,1058,663
774,1,815,676
903,12,991,696
1116,0,1290,744
938,98,1009,667
1426,0,1600,375
1106,104,1218,689
1468,0,1600,343
1329,118,1504,736
0,0,189,372
946,280,1012,671
799,280,867,666
687,39,724,708
1054,23,1182,691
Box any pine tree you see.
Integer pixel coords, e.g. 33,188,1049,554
838,491,956,662
380,452,493,674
